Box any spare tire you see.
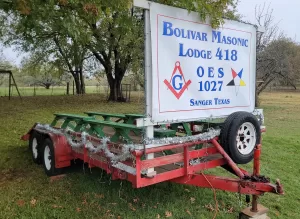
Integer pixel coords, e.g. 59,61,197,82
226,112,261,164
220,111,245,154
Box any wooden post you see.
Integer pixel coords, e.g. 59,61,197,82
129,84,131,102
10,72,21,99
8,73,11,100
72,80,75,95
66,82,70,95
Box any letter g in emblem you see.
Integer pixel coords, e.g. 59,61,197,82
172,75,183,90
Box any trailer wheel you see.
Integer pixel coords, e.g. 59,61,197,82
29,131,42,164
220,111,244,153
42,138,62,176
227,112,261,164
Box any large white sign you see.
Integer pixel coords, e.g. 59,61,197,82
149,3,256,123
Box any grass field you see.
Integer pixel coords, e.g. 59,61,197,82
0,86,105,97
0,91,299,219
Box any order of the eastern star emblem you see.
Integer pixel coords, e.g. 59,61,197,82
164,61,191,99
227,68,246,95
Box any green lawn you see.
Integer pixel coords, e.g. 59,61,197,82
0,91,299,218
0,86,105,96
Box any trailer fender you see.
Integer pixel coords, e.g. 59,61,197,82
21,123,39,141
47,133,73,169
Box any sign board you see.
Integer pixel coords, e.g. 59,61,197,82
149,2,257,123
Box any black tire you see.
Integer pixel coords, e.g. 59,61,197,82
219,111,244,154
29,131,43,164
227,112,261,164
42,138,62,176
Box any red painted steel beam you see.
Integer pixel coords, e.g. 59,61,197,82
171,174,281,195
141,147,220,171
136,168,185,188
211,139,245,178
141,153,184,169
188,158,227,174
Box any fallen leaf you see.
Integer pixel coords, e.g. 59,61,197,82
82,199,87,205
186,210,192,215
220,201,225,209
165,211,172,217
117,216,121,219
227,207,234,213
128,203,136,211
190,197,195,203
76,207,81,212
109,203,117,205
50,174,66,183
94,194,104,199
133,198,139,203
52,205,63,208
204,204,214,212
30,199,37,206
156,214,160,218
153,205,157,209
184,189,190,192
17,200,25,207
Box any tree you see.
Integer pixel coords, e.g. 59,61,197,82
0,1,89,94
257,38,300,93
20,54,64,89
254,3,281,106
0,51,14,86
254,3,300,106
75,0,239,101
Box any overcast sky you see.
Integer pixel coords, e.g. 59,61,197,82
238,0,300,41
1,0,300,66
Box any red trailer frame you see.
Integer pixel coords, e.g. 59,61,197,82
22,124,284,213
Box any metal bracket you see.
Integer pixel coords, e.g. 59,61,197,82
133,0,151,9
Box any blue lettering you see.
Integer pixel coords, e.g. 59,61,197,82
212,31,221,43
195,32,201,40
190,99,195,106
232,37,237,45
179,43,211,59
187,49,193,57
179,43,186,57
212,31,248,47
163,22,173,36
208,67,214,78
202,33,208,41
191,31,196,40
200,50,207,59
194,49,200,58
227,36,232,44
207,51,212,59
174,28,181,37
197,66,204,77
218,68,224,78
214,98,231,105
172,75,183,90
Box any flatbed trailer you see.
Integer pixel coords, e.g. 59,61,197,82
21,115,284,215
